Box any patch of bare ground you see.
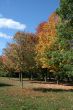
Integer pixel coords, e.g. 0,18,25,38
6,81,73,98
38,83,73,90
29,80,73,90
0,77,73,97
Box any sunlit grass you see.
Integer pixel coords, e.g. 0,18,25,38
0,77,73,110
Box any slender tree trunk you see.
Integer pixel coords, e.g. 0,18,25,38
21,73,23,88
31,73,33,80
56,76,59,84
44,73,47,82
42,75,44,81
57,80,59,85
44,68,47,82
19,73,21,82
67,77,70,82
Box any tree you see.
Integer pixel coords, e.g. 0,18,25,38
14,32,37,80
0,56,6,76
56,0,73,79
3,32,37,88
35,12,59,82
46,0,73,83
3,43,18,78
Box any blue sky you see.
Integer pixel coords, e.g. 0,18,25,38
0,0,59,55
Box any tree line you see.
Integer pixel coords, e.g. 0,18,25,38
0,0,73,85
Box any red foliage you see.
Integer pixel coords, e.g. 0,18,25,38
2,55,7,64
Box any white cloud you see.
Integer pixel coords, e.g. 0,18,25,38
0,32,12,39
0,18,26,30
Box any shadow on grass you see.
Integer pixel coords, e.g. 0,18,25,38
0,83,13,87
30,81,57,84
33,88,73,93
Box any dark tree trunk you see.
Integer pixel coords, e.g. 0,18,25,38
21,73,23,88
56,76,59,84
42,75,44,81
57,80,59,85
19,73,21,82
44,72,47,82
43,68,47,82
30,73,33,80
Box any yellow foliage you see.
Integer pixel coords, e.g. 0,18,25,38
35,12,59,68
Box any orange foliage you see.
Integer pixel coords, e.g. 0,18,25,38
2,55,6,64
35,12,59,68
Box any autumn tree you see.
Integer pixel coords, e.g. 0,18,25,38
3,43,18,78
14,32,37,79
0,56,6,76
35,12,59,82
3,32,37,87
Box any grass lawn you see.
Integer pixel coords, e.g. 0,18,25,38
0,77,73,110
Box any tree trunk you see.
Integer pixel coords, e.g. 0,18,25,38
56,76,59,84
44,72,47,82
30,73,33,80
67,77,69,82
21,73,23,88
42,75,44,81
44,68,47,82
44,76,47,82
19,73,21,82
57,80,59,85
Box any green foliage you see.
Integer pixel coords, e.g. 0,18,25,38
57,0,73,40
47,49,73,77
55,0,73,78
0,71,8,77
45,0,73,81
57,0,73,23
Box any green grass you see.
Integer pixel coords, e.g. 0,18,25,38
0,77,73,110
